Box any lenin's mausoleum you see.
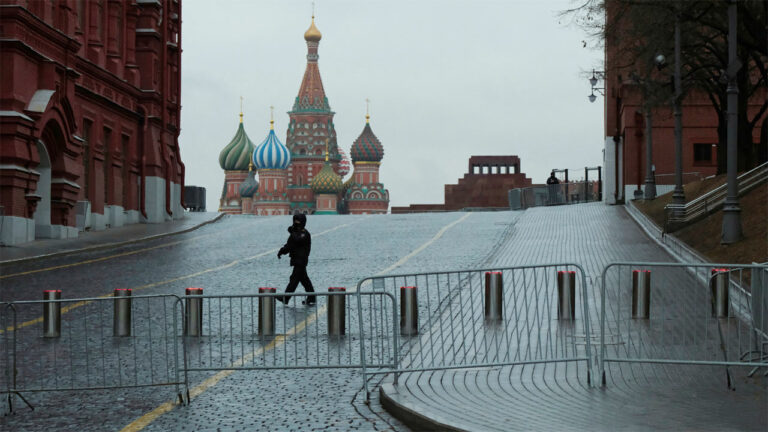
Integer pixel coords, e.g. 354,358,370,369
218,17,390,216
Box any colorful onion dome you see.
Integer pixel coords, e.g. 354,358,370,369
219,116,256,171
239,166,259,198
253,120,291,170
311,162,343,194
336,146,350,177
304,16,322,42
350,120,384,163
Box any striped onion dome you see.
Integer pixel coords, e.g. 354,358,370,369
253,127,291,170
311,162,343,194
350,122,383,163
219,120,256,171
336,146,350,177
239,168,259,198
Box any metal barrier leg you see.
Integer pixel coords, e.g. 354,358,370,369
557,271,576,320
259,287,276,337
484,272,503,321
185,287,203,336
113,289,132,337
328,287,346,337
43,290,61,338
400,286,418,336
631,270,651,319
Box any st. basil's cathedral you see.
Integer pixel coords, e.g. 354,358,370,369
218,16,389,215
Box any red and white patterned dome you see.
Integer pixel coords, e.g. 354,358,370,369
336,146,350,178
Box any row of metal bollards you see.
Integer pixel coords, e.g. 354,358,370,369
43,288,133,338
37,268,733,338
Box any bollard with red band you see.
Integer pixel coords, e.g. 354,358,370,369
328,287,346,337
43,290,62,338
557,271,576,320
113,288,132,337
185,287,204,336
258,287,276,337
484,272,503,321
631,270,651,319
710,269,730,318
400,286,418,336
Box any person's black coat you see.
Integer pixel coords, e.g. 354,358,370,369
279,221,311,266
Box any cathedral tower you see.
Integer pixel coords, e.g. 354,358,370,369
285,16,341,214
345,112,389,214
218,111,256,213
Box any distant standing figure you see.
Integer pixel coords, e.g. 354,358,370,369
546,171,560,205
277,214,317,306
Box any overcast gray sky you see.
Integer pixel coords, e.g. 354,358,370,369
179,0,604,211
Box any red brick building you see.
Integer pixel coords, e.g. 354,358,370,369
601,4,767,203
0,0,183,245
392,156,532,213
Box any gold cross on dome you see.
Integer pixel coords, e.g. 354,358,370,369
365,98,370,123
269,105,274,129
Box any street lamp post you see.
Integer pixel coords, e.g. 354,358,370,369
643,107,656,199
671,9,686,206
721,0,742,243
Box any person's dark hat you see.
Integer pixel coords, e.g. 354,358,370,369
292,213,307,228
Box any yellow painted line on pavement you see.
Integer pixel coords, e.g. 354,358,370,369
120,213,472,431
0,222,355,334
0,233,217,280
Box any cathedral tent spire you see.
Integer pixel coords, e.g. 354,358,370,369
293,15,330,113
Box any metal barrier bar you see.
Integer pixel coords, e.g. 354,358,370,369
4,294,186,413
357,263,593,388
599,261,768,387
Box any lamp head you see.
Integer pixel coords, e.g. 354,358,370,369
588,93,597,103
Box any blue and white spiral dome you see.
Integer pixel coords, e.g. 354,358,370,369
253,128,291,170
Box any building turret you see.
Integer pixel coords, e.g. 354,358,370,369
345,110,389,214
311,141,343,214
219,111,256,213
252,111,292,215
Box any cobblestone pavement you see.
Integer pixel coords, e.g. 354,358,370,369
0,211,519,431
380,203,767,431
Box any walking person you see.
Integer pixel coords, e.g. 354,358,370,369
277,214,317,306
546,171,560,205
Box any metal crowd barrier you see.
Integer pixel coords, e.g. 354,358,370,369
177,291,397,399
357,263,594,389
3,294,186,413
599,262,768,387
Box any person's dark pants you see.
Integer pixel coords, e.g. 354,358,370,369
284,265,316,303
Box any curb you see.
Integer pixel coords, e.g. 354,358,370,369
379,383,468,432
0,213,225,266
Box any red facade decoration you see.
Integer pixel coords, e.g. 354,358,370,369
0,0,184,245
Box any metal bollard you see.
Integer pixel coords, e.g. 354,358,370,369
400,286,418,336
484,272,503,321
185,287,203,336
43,290,62,338
258,287,276,337
113,288,132,337
710,269,730,318
557,271,576,320
631,270,651,319
327,287,346,337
